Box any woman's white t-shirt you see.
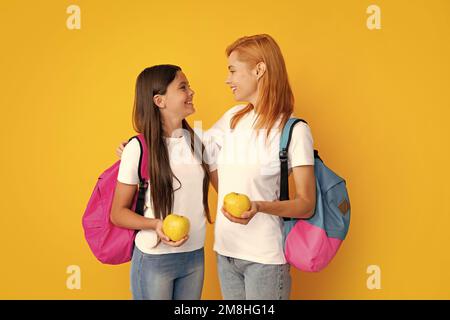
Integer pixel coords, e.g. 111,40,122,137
117,135,209,255
206,105,315,264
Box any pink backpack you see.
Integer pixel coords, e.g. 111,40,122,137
82,134,149,265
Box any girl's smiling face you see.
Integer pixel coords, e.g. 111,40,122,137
225,51,259,105
155,71,195,120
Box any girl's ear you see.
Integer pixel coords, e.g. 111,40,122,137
153,94,166,109
255,62,266,81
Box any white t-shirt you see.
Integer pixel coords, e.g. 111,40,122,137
117,134,210,255
206,105,315,264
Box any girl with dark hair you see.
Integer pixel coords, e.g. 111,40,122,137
110,65,217,300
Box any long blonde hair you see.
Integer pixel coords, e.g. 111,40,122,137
226,34,294,138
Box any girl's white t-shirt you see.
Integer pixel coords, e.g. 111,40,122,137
206,104,315,264
117,135,210,255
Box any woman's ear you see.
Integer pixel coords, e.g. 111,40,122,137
153,94,166,109
255,62,266,80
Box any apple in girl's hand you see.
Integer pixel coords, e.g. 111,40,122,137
162,214,190,242
223,192,251,218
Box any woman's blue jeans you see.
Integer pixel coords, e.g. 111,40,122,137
217,253,291,300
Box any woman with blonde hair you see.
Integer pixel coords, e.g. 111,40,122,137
209,34,316,300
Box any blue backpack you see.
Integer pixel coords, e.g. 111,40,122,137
280,118,351,272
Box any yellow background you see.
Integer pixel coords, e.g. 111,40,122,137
1,0,449,299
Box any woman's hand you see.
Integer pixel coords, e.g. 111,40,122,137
221,201,259,225
116,140,128,159
154,219,189,247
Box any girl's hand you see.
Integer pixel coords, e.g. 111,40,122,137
155,219,189,247
116,140,128,159
221,201,259,225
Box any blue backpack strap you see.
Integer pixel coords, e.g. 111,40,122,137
279,118,307,201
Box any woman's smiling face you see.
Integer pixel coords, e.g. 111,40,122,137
225,51,259,104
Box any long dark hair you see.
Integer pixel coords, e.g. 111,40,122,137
132,65,211,223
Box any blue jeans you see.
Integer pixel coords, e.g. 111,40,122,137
130,245,204,300
217,254,291,300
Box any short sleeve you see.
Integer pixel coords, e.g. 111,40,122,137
203,104,248,171
202,135,218,172
201,130,219,172
288,122,315,168
117,138,140,185
206,112,227,149
206,104,246,149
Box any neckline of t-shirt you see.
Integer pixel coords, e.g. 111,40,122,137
164,135,185,142
238,108,290,129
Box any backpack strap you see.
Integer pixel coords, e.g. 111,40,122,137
279,118,307,201
280,118,324,222
135,134,149,181
130,134,149,216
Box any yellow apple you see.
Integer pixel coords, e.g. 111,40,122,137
162,214,190,242
223,192,251,218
